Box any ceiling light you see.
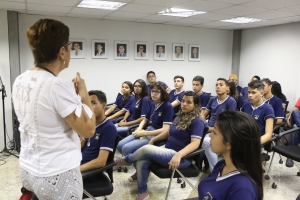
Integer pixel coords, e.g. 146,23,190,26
158,8,206,17
77,0,126,10
221,17,262,24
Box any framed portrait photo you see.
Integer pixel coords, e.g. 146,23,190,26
115,40,129,60
172,43,184,61
189,44,201,62
134,42,148,60
92,40,107,59
154,42,167,61
70,39,85,59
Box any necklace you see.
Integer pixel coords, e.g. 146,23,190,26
35,65,56,77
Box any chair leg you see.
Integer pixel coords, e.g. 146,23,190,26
265,152,277,189
83,189,97,200
165,170,175,200
175,169,199,194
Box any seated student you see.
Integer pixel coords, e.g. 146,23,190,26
229,73,243,94
240,80,274,145
169,75,185,119
192,76,210,112
198,111,263,200
261,78,284,125
116,91,205,200
115,79,151,137
285,97,300,167
271,81,287,111
228,80,244,110
201,78,237,171
80,90,117,180
105,81,135,122
240,75,260,104
146,71,171,94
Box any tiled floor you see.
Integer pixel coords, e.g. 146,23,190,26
0,151,299,200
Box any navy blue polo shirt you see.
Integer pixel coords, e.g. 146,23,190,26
263,95,284,120
236,85,243,94
113,94,134,111
81,118,117,165
240,87,250,104
200,92,210,109
127,96,151,122
147,81,169,95
165,117,205,152
198,159,259,200
241,102,275,135
145,101,173,129
169,89,185,115
205,96,237,127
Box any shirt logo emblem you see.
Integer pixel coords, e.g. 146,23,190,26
158,112,162,116
254,115,259,120
95,133,100,140
136,105,139,108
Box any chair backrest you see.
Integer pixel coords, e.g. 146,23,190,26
106,135,121,183
199,127,209,149
284,100,289,113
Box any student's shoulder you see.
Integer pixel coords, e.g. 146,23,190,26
142,96,151,102
272,96,283,104
164,101,173,108
98,119,116,133
227,96,237,103
191,117,205,126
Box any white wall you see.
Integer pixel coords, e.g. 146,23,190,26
0,10,13,151
240,22,300,110
18,14,233,103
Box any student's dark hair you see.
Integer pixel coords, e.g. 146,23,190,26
216,111,263,200
227,80,238,100
121,81,133,107
133,79,148,99
271,81,285,99
217,78,230,87
147,71,155,78
261,78,272,85
174,75,184,82
252,75,261,80
193,76,204,85
150,81,169,102
88,90,107,103
248,80,264,90
27,19,69,65
173,91,203,130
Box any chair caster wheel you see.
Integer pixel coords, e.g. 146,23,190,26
181,182,186,188
264,175,270,180
297,172,300,176
124,167,128,173
117,167,121,172
177,178,182,183
272,183,277,189
279,159,283,164
104,197,107,200
262,169,266,173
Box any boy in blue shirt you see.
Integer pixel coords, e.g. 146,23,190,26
81,90,117,173
169,75,185,118
240,75,260,104
192,75,210,113
201,78,237,171
261,78,284,125
146,71,171,94
241,80,274,145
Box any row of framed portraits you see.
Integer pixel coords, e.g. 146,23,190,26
70,39,201,62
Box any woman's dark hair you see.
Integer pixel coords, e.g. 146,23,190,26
228,80,239,100
271,81,287,103
252,75,261,80
27,19,69,65
261,78,272,86
121,81,133,108
216,111,263,200
133,79,148,99
88,90,107,103
173,91,203,130
150,81,169,102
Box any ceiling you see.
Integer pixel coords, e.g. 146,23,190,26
1,0,300,30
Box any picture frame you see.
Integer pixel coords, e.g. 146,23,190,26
134,42,148,60
172,43,185,61
92,40,108,59
153,42,167,61
115,40,129,60
189,44,201,62
70,39,85,59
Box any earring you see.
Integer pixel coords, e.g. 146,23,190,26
63,60,65,65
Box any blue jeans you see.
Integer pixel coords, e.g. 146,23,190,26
114,124,129,137
290,110,300,146
203,133,218,171
117,126,155,156
124,145,191,194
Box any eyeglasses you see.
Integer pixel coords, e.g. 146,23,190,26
64,41,72,48
148,75,155,78
151,90,161,94
134,85,142,88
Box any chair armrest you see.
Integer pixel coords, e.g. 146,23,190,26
153,139,168,146
273,123,283,132
279,127,299,138
115,116,124,123
82,161,116,179
127,124,139,135
182,148,204,160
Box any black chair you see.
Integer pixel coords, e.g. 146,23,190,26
148,127,209,200
82,135,120,199
265,127,300,189
284,100,289,115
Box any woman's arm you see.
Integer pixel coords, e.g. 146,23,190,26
108,109,126,120
105,105,116,116
120,117,144,127
149,130,170,145
133,124,170,137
